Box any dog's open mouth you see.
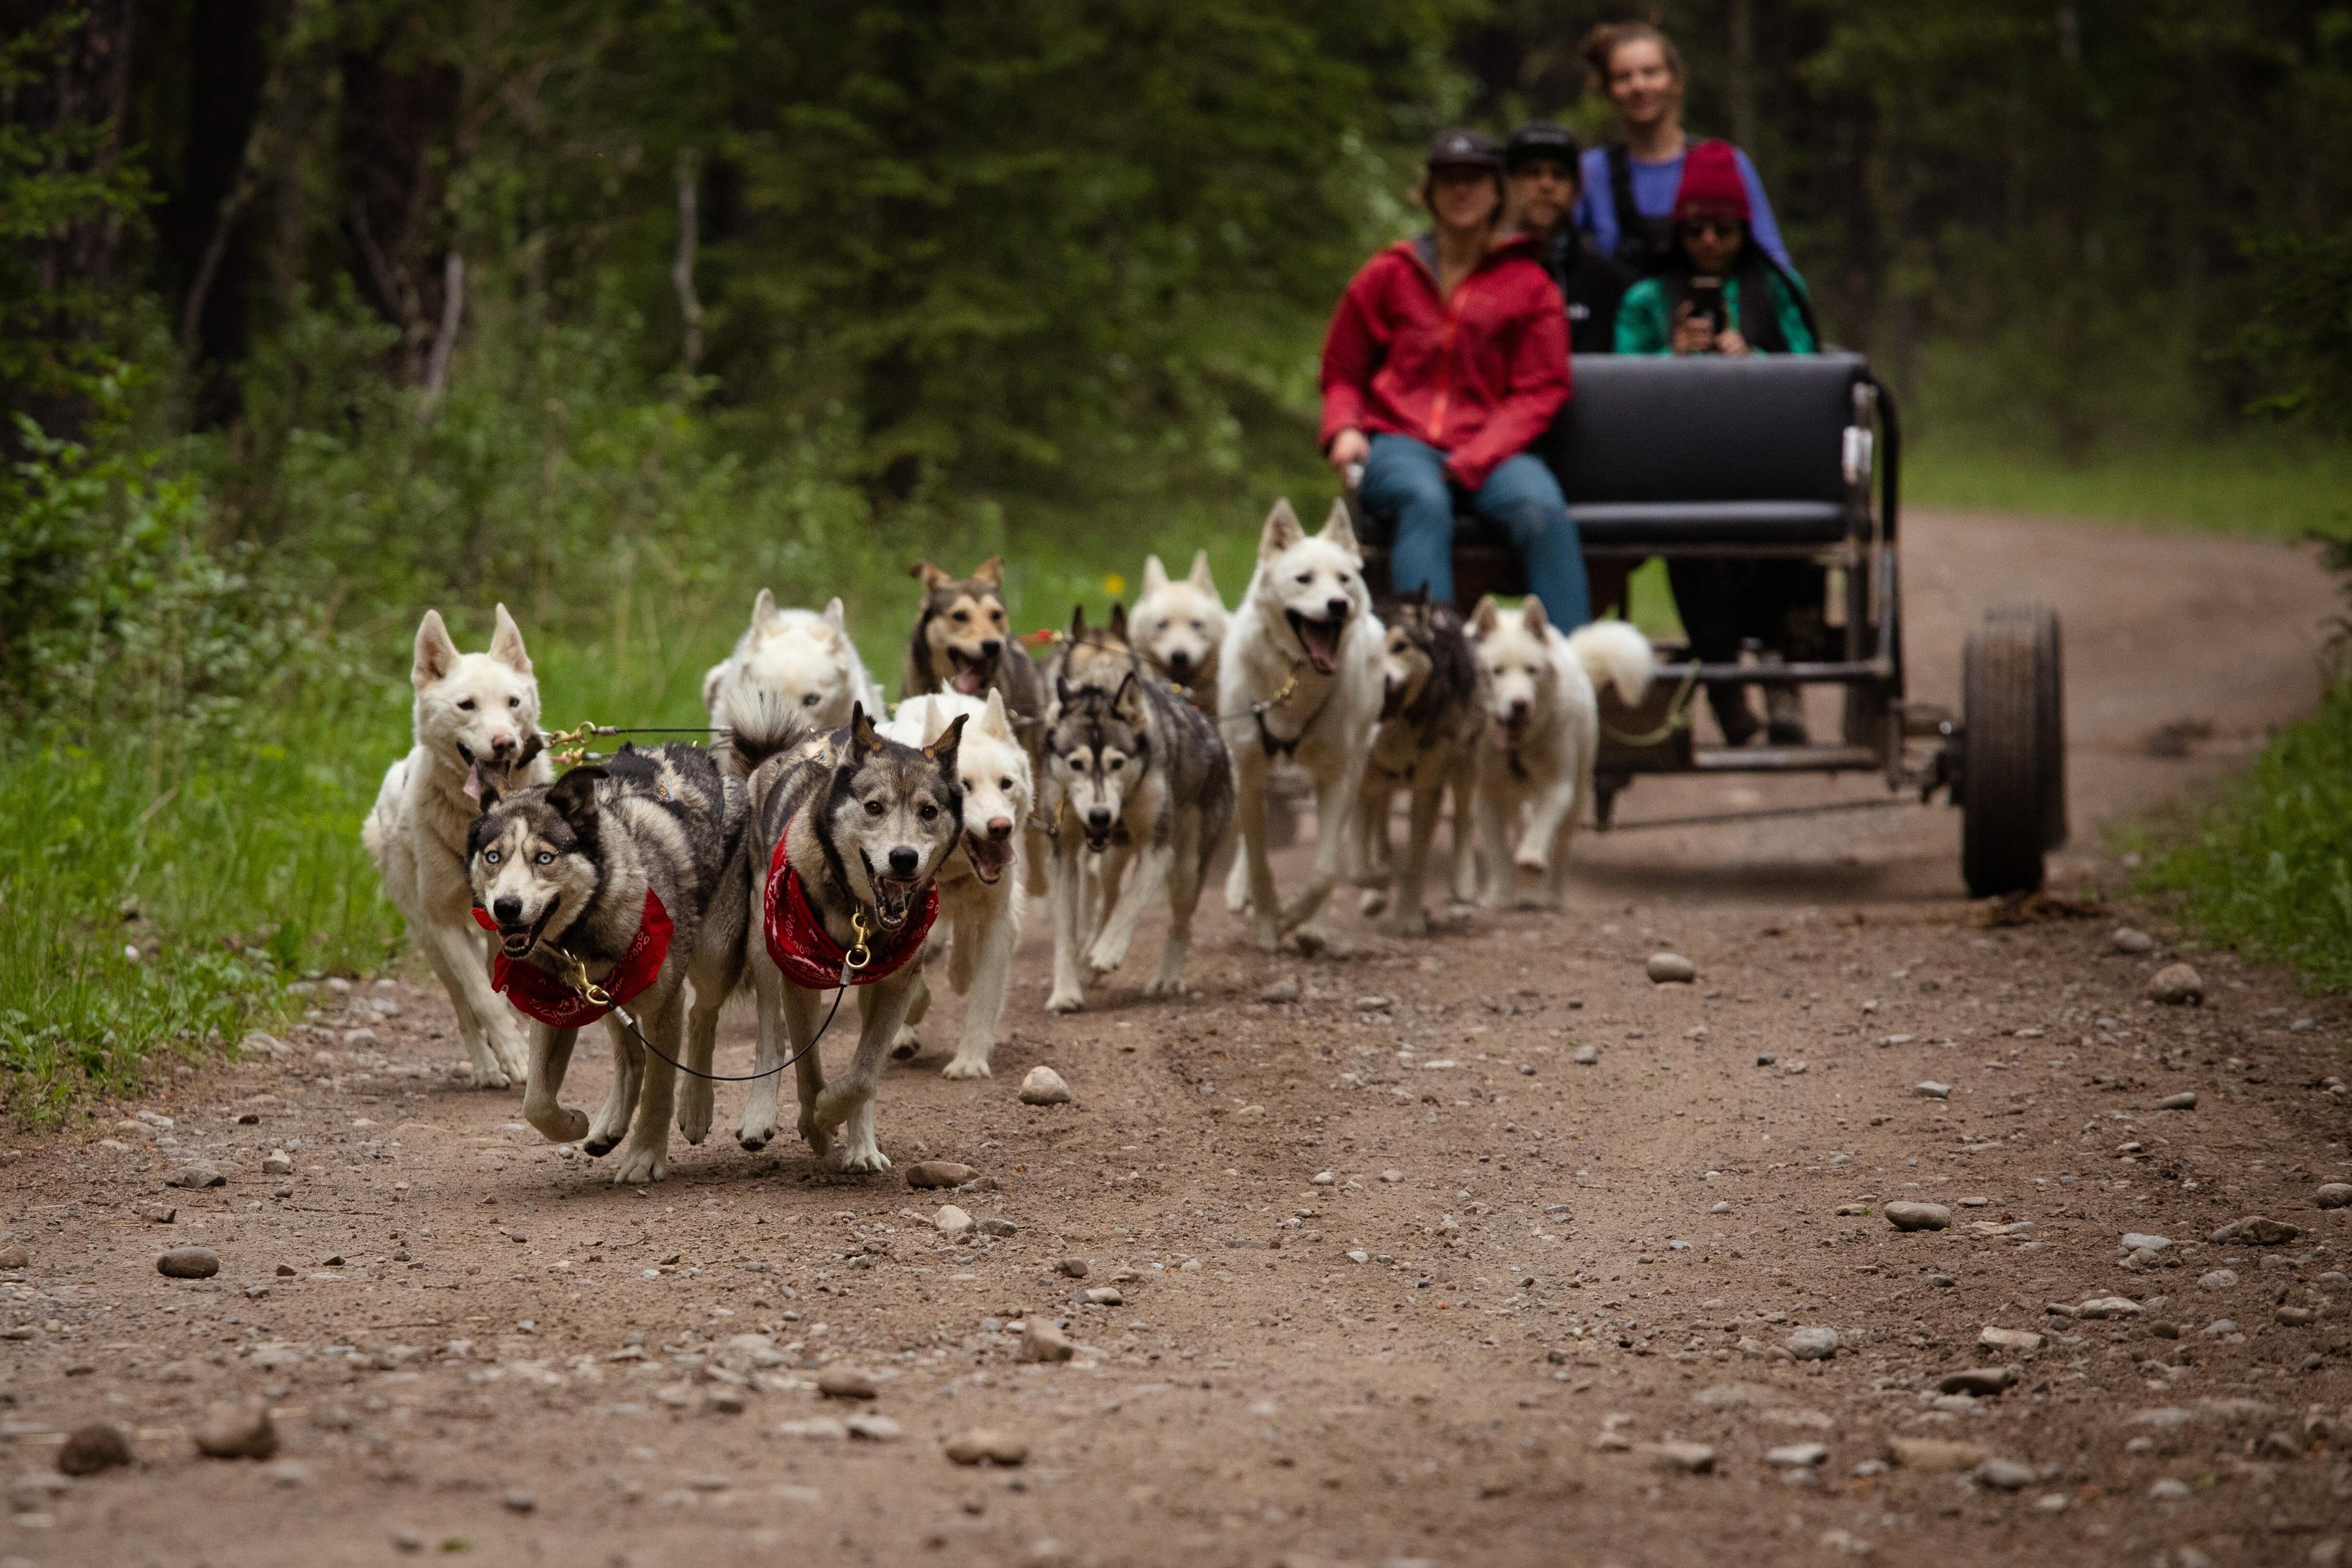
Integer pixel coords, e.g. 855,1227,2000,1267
1287,611,1344,675
945,647,994,697
497,905,555,959
962,831,1013,885
1379,678,1408,722
869,875,919,930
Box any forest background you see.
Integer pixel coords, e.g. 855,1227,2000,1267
4,1,2350,1110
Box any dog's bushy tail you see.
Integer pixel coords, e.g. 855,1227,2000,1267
714,679,814,777
1566,619,1655,706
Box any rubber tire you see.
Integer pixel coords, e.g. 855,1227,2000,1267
1960,610,2050,897
1985,603,2068,850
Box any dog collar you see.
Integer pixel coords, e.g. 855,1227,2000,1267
762,821,936,991
470,889,672,1030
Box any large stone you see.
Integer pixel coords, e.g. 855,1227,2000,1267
2240,1216,2302,1246
816,1367,877,1400
1887,1437,1987,1472
2120,1233,2173,1254
55,1423,130,1476
156,1247,220,1280
1766,1444,1828,1469
2111,927,2157,954
1978,1326,2043,1352
2315,1184,2352,1210
1939,1366,2018,1396
1646,953,1697,984
905,1161,979,1190
944,1428,1028,1466
1786,1326,1841,1361
1974,1457,2036,1491
934,1205,974,1237
2147,964,2203,1005
1018,1066,1074,1106
2158,1091,2198,1111
192,1401,278,1460
165,1163,225,1189
1019,1319,1076,1364
1886,1202,1951,1232
1640,1441,1714,1474
2075,1295,2144,1319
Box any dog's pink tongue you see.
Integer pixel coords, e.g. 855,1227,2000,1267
462,762,484,802
951,666,984,696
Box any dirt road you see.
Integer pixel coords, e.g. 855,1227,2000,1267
4,511,2346,1568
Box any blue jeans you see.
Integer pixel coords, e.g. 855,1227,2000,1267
1360,434,1590,627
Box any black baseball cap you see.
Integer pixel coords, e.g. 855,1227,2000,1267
1506,121,1582,172
1425,128,1504,173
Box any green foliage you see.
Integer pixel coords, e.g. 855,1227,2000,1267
1907,429,2352,541
2241,225,2352,440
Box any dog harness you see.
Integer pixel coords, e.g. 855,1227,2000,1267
470,889,673,1030
762,826,937,991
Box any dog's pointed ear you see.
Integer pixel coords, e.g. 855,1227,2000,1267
1108,602,1129,644
1068,602,1088,641
980,687,1014,741
924,712,968,766
821,595,848,634
911,560,951,590
1469,595,1501,638
1317,498,1360,557
1520,594,1550,636
972,556,1004,589
475,778,503,814
1142,554,1169,595
488,603,532,674
1188,548,1219,597
1259,499,1304,561
848,701,881,756
549,766,605,829
750,587,779,631
1408,582,1430,609
413,609,461,688
1110,669,1139,719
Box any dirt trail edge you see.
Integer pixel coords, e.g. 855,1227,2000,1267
4,511,2346,1568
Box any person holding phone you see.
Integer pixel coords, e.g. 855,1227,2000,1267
1614,140,1814,356
1321,129,1587,626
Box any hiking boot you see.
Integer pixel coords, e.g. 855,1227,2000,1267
1765,685,1809,745
1708,685,1761,747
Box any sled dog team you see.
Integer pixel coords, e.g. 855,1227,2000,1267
364,499,1653,1184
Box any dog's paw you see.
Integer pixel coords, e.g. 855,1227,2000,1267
1358,888,1390,918
835,1142,892,1174
609,1145,667,1186
795,1111,832,1159
1292,927,1329,959
535,1106,592,1145
1512,850,1549,878
466,1063,514,1091
1381,905,1429,938
1250,913,1283,953
581,1133,619,1158
940,1053,993,1080
737,1121,775,1153
1142,972,1188,1000
676,1093,714,1146
888,1026,921,1063
1044,987,1087,1014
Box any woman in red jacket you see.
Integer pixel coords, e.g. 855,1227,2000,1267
1321,129,1586,625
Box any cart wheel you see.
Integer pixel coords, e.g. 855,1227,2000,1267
1960,605,2063,897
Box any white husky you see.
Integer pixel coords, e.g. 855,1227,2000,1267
1218,499,1385,953
703,590,886,746
876,690,1031,1078
1466,597,1653,909
363,606,554,1087
1129,549,1227,709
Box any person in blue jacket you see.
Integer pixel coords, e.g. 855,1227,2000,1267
1574,20,1795,276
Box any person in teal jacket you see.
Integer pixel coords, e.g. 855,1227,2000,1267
1614,139,1815,357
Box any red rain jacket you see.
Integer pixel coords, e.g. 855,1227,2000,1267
1318,232,1570,492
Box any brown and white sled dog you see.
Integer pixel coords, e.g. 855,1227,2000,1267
1467,597,1653,909
466,744,750,1186
1352,587,1488,935
903,556,1049,896
1218,499,1384,953
1039,609,1235,1010
364,606,553,1088
731,699,966,1170
876,690,1032,1078
703,590,885,753
1129,549,1227,710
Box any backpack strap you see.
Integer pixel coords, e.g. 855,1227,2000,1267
1606,143,1676,271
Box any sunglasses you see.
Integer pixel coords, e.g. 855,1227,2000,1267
1678,218,1744,239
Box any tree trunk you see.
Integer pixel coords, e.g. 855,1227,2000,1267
334,21,462,379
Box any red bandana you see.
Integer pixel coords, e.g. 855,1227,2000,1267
470,889,673,1029
762,824,936,991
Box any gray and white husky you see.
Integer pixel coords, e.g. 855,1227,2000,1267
731,699,967,1170
1352,587,1490,935
466,744,751,1186
1218,499,1385,953
364,606,554,1088
1041,610,1234,1012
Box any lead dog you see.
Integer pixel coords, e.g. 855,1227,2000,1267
1468,597,1653,908
731,699,965,1169
703,590,886,753
364,606,553,1087
1129,550,1226,710
878,690,1032,1078
1353,587,1488,935
1218,499,1384,953
467,744,750,1186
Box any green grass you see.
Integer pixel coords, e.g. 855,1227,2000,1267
2132,678,2352,992
1907,430,2352,540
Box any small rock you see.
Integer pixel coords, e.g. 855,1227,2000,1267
935,1205,974,1237
268,1460,310,1488
1886,1436,1986,1472
1354,993,1392,1011
2075,1295,2143,1319
1572,1044,1600,1066
157,1247,220,1280
0,1245,25,1272
261,1151,293,1177
1019,1320,1076,1363
944,1428,1028,1466
1786,1326,1840,1361
816,1367,877,1400
2112,927,2156,954
845,1415,900,1442
1766,1443,1828,1469
55,1423,130,1476
2147,1477,2191,1499
2315,1184,2352,1210
192,1401,278,1460
1080,1287,1122,1307
394,1528,424,1553
165,1163,225,1189
1640,1441,1714,1474
978,1217,1017,1237
1646,952,1697,984
1018,1066,1074,1106
1885,1202,1951,1232
2239,1215,2302,1246
704,1387,746,1415
2199,1268,2238,1291
2120,1233,2173,1254
2147,963,2203,1005
905,1161,978,1190
1973,1457,2035,1491
777,1418,849,1440
2158,1091,2198,1111
503,1490,537,1514
2200,1320,2238,1338
1938,1366,2018,1396
1056,1258,1088,1279
2277,1305,2316,1327
1259,976,1300,1004
137,1203,176,1224
1914,1081,1950,1099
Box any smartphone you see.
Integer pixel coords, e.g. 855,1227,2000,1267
1687,276,1727,332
